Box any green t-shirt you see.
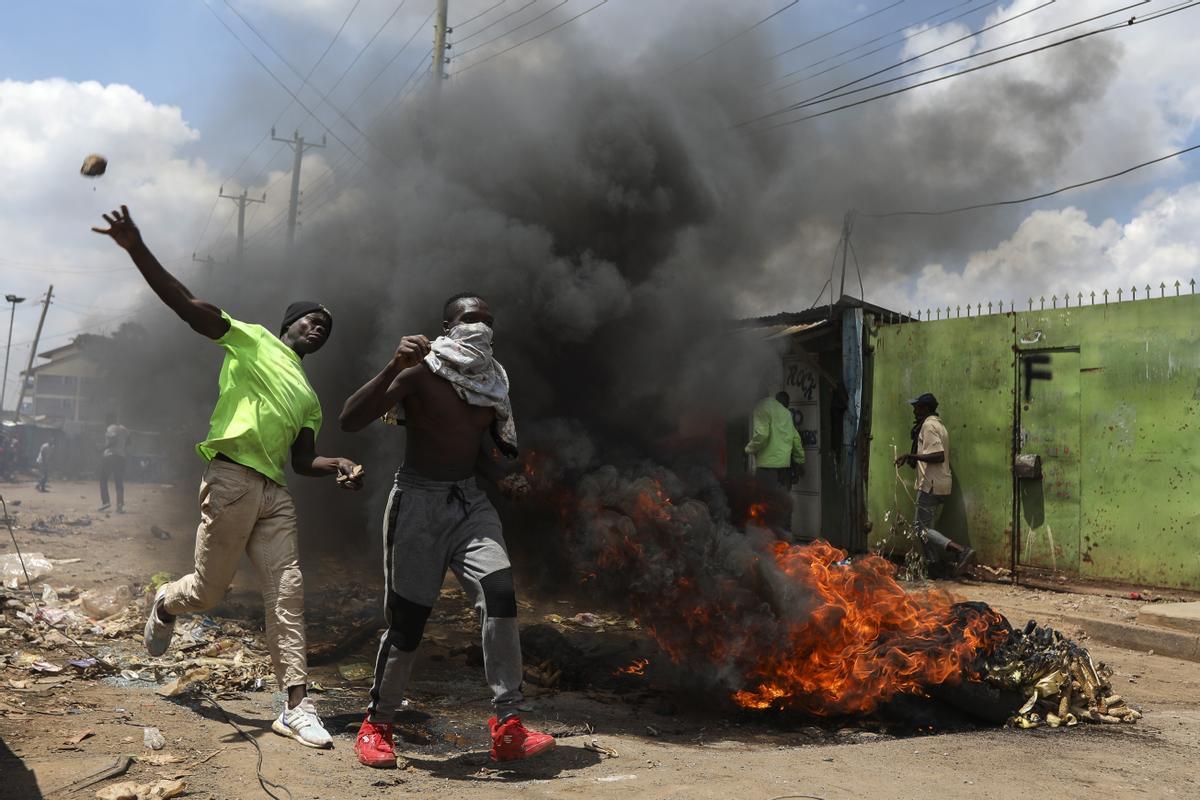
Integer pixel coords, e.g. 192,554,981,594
744,397,806,469
196,312,322,485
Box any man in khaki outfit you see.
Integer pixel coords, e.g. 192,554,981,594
895,393,974,575
93,205,363,749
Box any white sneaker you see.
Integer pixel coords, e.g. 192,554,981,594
272,698,333,749
143,587,176,657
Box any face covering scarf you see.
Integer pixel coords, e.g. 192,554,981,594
423,322,518,457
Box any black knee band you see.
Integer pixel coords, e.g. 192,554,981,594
387,592,432,652
479,568,518,618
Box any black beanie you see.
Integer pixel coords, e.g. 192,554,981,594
280,301,332,334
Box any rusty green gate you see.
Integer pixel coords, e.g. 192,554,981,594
866,292,1200,591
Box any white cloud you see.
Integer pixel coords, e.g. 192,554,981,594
0,78,227,406
877,182,1200,313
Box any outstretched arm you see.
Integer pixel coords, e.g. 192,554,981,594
92,206,229,340
339,335,431,432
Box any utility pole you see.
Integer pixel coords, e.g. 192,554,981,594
271,128,325,252
2,294,26,415
13,285,52,422
192,252,218,288
432,0,451,87
217,186,266,267
836,209,857,305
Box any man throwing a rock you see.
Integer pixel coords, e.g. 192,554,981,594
93,206,363,750
340,292,554,767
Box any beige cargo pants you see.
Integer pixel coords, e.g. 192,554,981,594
161,457,307,689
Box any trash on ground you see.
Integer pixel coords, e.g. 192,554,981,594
1,552,52,585
142,726,166,750
95,779,185,800
81,585,134,619
338,661,375,681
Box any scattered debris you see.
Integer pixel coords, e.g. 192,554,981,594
150,526,172,541
148,572,174,590
81,586,134,619
584,740,619,758
66,728,96,745
48,755,132,797
338,662,375,681
982,619,1143,729
95,779,186,800
143,726,166,750
1,551,51,586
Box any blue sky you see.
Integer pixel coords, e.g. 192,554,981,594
2,0,1199,407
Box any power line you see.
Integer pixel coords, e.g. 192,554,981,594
219,0,399,162
456,0,608,73
768,0,907,62
455,0,509,30
192,3,362,256
199,0,368,165
454,0,570,58
742,0,1197,132
670,0,801,72
864,142,1200,218
346,6,436,109
745,0,1066,126
454,0,538,45
761,0,992,92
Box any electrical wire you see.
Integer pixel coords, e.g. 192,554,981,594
455,0,608,74
198,692,293,800
761,0,986,90
864,142,1200,218
744,0,1068,126
768,0,907,62
219,0,399,161
199,0,367,165
803,0,1145,110
346,6,435,109
670,0,801,72
743,0,1199,132
454,0,570,59
454,0,509,30
454,0,538,44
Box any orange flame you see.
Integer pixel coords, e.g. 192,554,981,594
614,658,650,677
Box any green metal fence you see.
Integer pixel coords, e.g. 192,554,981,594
867,288,1200,591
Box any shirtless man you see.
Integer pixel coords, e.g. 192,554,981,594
93,205,363,749
340,293,554,767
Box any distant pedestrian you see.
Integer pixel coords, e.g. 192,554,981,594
744,391,806,539
35,440,54,492
99,412,130,512
895,393,974,575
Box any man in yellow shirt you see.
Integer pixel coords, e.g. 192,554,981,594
895,393,974,576
94,206,363,750
745,391,806,537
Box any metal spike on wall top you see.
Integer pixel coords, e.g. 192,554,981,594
1090,291,1096,305
1190,278,1196,294
1131,286,1138,300
1028,297,1034,311
1077,292,1083,306
956,304,961,318
1117,288,1124,301
1175,280,1181,296
1160,282,1166,298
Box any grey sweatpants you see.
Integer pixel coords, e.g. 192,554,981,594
915,490,953,564
367,468,524,723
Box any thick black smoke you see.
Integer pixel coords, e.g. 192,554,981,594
93,5,1123,590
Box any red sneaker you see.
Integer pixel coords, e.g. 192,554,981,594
354,718,397,768
489,716,556,762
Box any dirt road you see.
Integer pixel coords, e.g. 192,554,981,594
2,480,1198,800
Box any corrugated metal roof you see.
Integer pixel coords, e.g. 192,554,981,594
739,319,828,340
